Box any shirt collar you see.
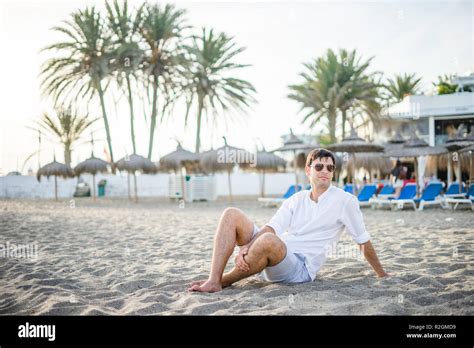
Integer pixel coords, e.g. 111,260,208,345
308,184,333,203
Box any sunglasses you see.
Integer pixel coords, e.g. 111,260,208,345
311,163,336,172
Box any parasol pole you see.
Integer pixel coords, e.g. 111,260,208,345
351,153,357,196
447,154,452,186
456,156,462,193
468,151,473,186
262,168,266,198
414,156,419,198
293,149,298,192
54,175,58,201
227,167,233,202
92,174,96,201
134,171,138,203
127,172,131,201
180,166,186,202
38,130,42,170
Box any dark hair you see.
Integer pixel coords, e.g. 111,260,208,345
305,148,336,167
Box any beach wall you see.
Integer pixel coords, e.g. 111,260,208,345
0,172,303,199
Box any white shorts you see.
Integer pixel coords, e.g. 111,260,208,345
249,224,312,283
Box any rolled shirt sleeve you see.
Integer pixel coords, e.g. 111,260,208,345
265,197,294,236
341,195,371,244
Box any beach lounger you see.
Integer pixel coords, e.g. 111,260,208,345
370,184,416,209
392,182,445,211
444,182,467,198
357,184,377,207
368,185,396,208
377,184,395,199
343,184,353,195
258,184,303,207
444,185,474,210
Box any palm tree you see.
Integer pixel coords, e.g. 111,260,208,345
288,48,381,142
334,49,382,138
40,6,116,162
139,3,188,159
288,72,339,143
182,27,257,153
106,0,144,154
433,74,458,95
32,108,99,166
384,73,422,103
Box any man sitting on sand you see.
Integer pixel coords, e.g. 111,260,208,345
189,148,388,293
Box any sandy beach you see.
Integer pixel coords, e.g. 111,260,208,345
0,197,472,315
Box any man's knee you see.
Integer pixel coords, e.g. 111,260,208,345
252,233,286,257
222,207,241,218
221,207,245,224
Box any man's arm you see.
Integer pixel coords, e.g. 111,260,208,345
340,196,388,277
359,240,388,277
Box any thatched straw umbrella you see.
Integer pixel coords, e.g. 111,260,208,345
272,129,316,192
385,131,448,197
327,128,384,195
115,154,157,203
241,147,286,197
346,152,393,180
37,156,74,201
459,143,474,185
382,127,408,179
443,125,474,191
74,153,111,200
159,143,200,200
200,137,252,201
384,127,406,153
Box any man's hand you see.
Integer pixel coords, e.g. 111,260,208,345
234,225,276,272
359,240,388,278
235,245,250,272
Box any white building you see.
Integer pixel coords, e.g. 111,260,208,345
384,75,474,145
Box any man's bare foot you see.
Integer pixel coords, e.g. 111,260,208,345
188,279,222,293
188,280,206,288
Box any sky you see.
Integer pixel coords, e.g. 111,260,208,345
0,0,472,174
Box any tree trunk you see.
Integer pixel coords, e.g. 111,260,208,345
64,144,72,167
328,111,337,143
126,75,137,154
195,95,204,153
97,82,114,164
147,77,159,159
341,109,347,139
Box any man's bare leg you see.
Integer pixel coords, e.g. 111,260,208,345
221,233,286,287
189,208,286,292
188,207,256,292
189,231,286,292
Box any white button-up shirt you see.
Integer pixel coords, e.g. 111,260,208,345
265,185,371,280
